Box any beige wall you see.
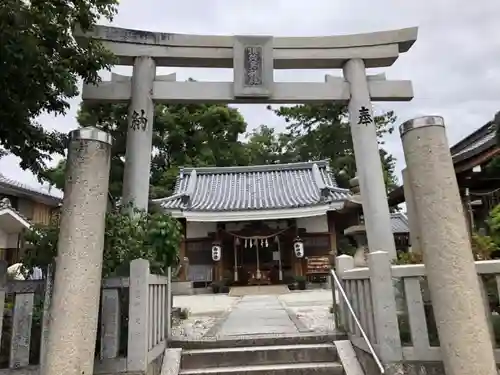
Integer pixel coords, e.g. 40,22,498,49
0,230,18,249
186,222,217,239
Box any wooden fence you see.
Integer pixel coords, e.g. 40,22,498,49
335,252,500,363
0,259,172,374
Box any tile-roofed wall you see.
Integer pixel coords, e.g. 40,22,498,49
391,212,409,233
0,174,63,202
160,161,350,212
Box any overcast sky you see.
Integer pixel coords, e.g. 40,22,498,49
2,0,500,192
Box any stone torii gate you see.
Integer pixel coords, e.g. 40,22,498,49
76,26,418,260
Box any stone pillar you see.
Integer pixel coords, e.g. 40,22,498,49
41,128,112,375
400,116,497,375
335,255,355,331
368,251,402,363
402,168,422,253
343,58,397,259
122,56,156,212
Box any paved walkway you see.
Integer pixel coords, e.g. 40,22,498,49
171,290,337,339
216,295,301,336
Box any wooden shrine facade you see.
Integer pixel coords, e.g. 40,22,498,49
181,217,336,286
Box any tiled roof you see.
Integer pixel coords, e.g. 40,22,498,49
344,213,409,236
391,212,409,233
0,197,17,211
0,174,62,204
156,160,350,212
450,122,496,163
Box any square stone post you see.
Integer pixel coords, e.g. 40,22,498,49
41,128,112,375
400,116,497,375
335,255,355,331
368,251,402,363
127,258,150,372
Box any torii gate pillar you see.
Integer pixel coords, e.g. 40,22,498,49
121,56,156,212
344,58,397,259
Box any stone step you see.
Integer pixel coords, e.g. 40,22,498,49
181,343,337,369
169,332,346,350
178,362,344,375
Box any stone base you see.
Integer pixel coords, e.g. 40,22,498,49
353,345,446,375
172,281,194,295
147,351,165,375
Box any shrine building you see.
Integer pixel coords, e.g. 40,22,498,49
154,160,408,288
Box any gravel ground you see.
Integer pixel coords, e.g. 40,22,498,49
279,289,337,333
171,294,240,339
289,306,336,332
171,315,219,339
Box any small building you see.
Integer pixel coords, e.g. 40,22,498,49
0,174,62,264
155,160,410,287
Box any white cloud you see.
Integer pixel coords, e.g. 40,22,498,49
2,0,500,191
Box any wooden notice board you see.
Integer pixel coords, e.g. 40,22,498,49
306,255,330,275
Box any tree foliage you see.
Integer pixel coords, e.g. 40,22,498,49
40,102,248,200
22,207,182,277
395,204,500,265
40,102,400,198
0,0,118,175
267,103,398,189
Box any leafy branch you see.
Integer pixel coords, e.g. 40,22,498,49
22,207,182,277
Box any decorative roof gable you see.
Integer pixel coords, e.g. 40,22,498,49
0,197,31,232
155,160,350,213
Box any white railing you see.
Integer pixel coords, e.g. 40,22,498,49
336,252,500,364
330,269,384,373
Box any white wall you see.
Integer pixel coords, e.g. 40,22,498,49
0,231,16,249
0,230,6,249
186,222,217,239
186,215,329,238
7,234,18,248
296,214,329,233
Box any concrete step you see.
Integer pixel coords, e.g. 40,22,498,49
181,343,337,369
178,362,344,375
169,332,346,350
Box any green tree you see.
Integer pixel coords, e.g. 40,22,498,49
0,0,118,175
242,125,299,165
22,207,182,277
268,103,398,190
40,102,248,199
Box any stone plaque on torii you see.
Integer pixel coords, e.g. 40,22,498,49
75,25,419,260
